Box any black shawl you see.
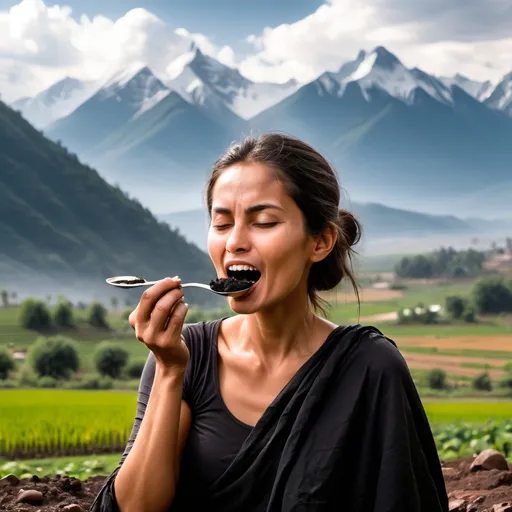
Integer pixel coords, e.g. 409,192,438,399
90,323,448,511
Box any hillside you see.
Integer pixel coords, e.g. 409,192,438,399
0,100,217,306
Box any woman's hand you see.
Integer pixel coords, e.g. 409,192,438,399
128,276,190,373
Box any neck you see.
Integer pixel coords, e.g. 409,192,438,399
237,290,319,367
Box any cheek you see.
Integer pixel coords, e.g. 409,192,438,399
207,231,224,265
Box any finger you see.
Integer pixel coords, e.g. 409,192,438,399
128,306,138,329
163,297,186,330
165,300,189,337
137,277,182,323
149,288,185,332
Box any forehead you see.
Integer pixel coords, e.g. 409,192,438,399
211,162,287,203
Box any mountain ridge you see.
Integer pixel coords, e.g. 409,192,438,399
0,99,218,306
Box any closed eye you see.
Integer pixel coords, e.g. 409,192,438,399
255,223,278,228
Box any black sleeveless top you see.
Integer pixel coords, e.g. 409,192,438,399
173,318,252,505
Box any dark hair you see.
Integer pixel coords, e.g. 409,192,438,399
205,132,362,317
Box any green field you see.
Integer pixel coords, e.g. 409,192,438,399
1,390,512,463
0,390,136,459
423,400,512,423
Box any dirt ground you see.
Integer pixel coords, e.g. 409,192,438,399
394,335,512,352
400,352,506,378
1,458,511,511
320,287,404,302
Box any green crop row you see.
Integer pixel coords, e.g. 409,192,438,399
0,390,136,459
2,391,512,462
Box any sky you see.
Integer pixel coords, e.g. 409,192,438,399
1,0,512,102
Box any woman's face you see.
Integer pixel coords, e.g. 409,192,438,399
207,161,319,313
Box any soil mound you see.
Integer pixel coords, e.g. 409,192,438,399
0,456,511,511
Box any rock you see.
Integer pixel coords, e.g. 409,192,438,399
1,473,20,486
63,504,85,512
492,503,512,512
16,489,44,505
471,449,509,471
442,467,457,477
449,498,467,512
49,485,60,494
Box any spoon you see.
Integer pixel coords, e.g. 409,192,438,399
105,275,254,297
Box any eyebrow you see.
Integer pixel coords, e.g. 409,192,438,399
212,203,284,215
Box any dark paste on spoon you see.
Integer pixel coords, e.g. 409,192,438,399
114,277,146,285
210,277,254,292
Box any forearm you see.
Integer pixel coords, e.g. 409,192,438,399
114,366,185,512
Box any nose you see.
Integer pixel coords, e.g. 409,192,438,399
225,222,250,254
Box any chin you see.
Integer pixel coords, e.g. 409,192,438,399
227,300,261,315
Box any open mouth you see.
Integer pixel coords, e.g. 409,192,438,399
209,265,262,293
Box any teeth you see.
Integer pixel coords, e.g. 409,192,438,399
228,264,258,272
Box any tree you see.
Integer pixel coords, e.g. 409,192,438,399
94,342,129,378
472,372,492,391
427,368,448,390
87,301,109,328
472,276,512,314
1,289,8,308
20,298,52,329
53,299,75,328
0,347,15,379
28,335,80,379
445,295,467,319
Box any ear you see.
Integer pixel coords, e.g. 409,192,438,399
309,222,338,264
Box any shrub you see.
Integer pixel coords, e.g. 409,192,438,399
87,302,109,328
28,336,80,379
53,299,75,328
37,376,58,388
472,372,493,391
445,295,467,319
427,368,448,390
0,347,15,380
94,342,129,379
472,276,512,314
126,359,145,379
20,298,52,329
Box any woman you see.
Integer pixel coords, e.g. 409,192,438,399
90,133,448,512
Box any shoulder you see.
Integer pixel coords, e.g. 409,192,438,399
349,324,411,381
182,317,224,351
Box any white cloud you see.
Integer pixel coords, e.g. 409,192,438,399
0,0,232,101
1,0,512,102
239,0,512,84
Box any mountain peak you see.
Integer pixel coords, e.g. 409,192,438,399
103,63,156,89
371,46,402,70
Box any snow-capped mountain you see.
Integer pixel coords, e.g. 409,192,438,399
314,46,453,105
485,71,512,117
439,73,494,101
10,77,98,128
165,46,299,119
45,64,170,154
250,45,512,215
97,63,171,118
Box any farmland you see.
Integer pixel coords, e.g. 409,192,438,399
1,390,512,465
0,390,135,459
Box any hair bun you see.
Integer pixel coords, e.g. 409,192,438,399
338,208,361,247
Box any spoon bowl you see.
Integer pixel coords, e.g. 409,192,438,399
105,275,254,297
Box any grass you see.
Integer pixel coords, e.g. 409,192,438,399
422,400,512,423
0,390,137,459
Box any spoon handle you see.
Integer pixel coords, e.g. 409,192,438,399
109,281,212,291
